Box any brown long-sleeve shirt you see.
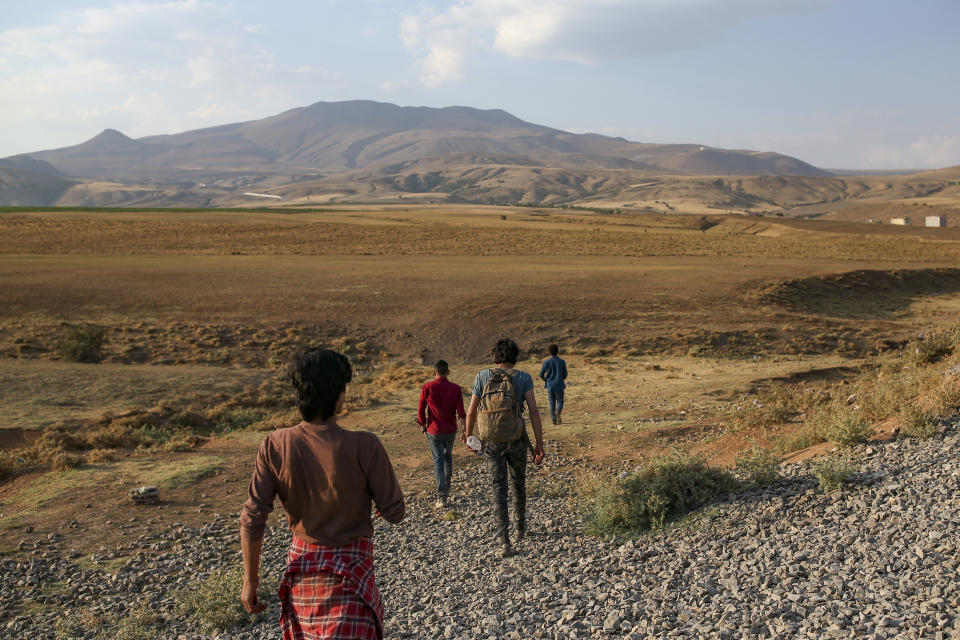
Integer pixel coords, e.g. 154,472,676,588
239,421,405,546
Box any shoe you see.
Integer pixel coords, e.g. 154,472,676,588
500,543,516,558
551,416,558,425
516,529,525,543
441,496,451,508
556,412,562,425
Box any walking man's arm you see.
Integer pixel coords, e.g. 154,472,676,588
463,394,480,443
523,389,545,464
241,531,267,614
417,385,428,433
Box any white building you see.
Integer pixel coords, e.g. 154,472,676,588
925,215,946,228
890,217,911,226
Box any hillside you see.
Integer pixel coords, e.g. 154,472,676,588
7,100,960,212
23,101,830,181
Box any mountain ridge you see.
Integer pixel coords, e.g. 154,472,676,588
18,100,831,180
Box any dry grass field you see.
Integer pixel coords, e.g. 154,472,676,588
2,203,960,554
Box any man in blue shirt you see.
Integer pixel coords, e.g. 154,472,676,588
538,344,568,425
464,338,545,557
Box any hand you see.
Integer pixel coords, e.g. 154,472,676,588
421,426,427,434
373,505,383,519
533,443,545,465
460,431,468,444
241,575,266,614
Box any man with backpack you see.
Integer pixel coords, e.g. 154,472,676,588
538,344,568,425
463,338,545,557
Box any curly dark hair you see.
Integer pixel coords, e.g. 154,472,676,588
492,338,519,365
288,347,353,422
548,344,559,356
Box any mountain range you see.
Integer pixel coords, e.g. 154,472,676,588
4,100,957,214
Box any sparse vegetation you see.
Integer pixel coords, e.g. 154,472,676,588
821,406,874,447
903,331,956,367
734,441,780,486
810,452,859,492
56,323,107,363
898,405,939,439
173,566,271,633
729,384,795,431
578,454,737,535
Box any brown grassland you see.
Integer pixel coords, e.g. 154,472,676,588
1,204,960,555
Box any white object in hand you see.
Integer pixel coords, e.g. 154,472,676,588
466,435,483,455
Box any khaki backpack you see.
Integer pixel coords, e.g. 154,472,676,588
477,368,525,442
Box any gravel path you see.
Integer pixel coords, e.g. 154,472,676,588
3,418,959,639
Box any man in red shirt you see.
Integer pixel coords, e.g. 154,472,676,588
417,360,466,508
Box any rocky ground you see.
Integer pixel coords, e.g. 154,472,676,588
3,418,959,640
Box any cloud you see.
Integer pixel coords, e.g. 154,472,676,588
0,1,339,155
401,0,834,86
860,135,960,170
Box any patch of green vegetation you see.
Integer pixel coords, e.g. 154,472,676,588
92,604,163,640
173,565,273,633
904,331,956,367
208,406,271,432
898,405,939,439
774,425,826,453
810,452,859,492
151,456,223,489
578,453,736,536
734,440,780,486
56,323,107,363
821,407,874,447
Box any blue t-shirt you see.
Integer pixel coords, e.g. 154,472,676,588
538,356,567,390
472,367,534,414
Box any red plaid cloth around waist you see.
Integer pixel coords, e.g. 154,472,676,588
279,536,383,640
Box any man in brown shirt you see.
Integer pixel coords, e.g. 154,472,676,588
240,348,405,639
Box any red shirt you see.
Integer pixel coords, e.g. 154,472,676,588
417,376,466,435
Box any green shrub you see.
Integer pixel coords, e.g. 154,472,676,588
817,403,873,446
208,406,271,432
933,379,960,416
904,332,955,367
810,452,859,492
734,441,780,486
729,386,795,432
775,425,826,453
56,323,107,363
94,604,162,640
173,566,270,633
898,405,939,439
578,454,737,535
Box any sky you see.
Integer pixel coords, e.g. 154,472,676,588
1,0,958,170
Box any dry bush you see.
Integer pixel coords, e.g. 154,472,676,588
42,449,84,471
161,434,204,452
85,423,144,449
898,405,940,439
578,454,737,535
933,378,960,416
810,452,859,492
735,441,780,486
86,448,118,464
903,332,956,368
56,323,107,363
775,425,826,453
853,372,914,422
34,424,85,452
824,409,874,447
729,384,795,432
172,566,271,633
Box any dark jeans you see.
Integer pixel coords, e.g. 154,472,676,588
426,432,455,498
548,387,565,420
485,438,527,545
